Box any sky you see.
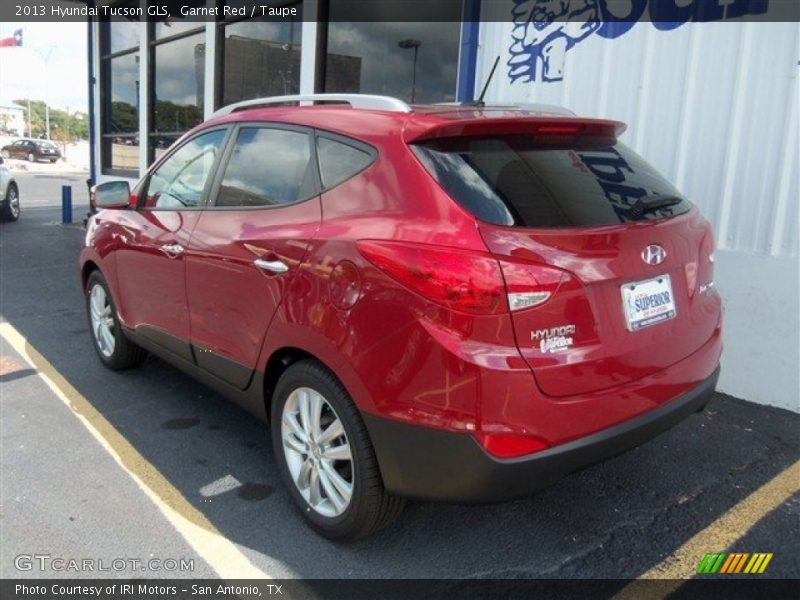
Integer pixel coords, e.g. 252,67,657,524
0,21,88,112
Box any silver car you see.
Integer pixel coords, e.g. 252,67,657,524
0,156,19,221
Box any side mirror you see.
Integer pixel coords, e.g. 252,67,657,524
92,181,131,209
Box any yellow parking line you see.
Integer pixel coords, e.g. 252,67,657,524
615,459,799,598
0,322,270,579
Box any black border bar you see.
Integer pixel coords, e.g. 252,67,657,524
2,0,800,23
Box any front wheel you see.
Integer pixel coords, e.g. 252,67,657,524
271,360,404,540
85,271,146,370
27,152,35,162
1,184,19,222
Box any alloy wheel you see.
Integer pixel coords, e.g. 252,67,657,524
281,387,354,518
89,284,115,358
7,187,19,218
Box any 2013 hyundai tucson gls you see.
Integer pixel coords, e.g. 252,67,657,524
80,94,722,540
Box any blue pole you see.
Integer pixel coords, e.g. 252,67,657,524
456,0,481,102
62,186,72,224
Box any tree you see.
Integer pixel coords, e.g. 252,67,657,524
12,99,89,141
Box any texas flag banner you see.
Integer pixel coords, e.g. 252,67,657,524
0,29,23,48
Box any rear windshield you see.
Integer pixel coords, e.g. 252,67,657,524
412,136,691,228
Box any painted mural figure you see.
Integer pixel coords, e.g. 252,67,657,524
508,0,601,83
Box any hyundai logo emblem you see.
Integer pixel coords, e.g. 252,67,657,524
642,245,667,266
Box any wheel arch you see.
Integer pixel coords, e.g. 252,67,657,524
81,260,101,293
261,346,315,421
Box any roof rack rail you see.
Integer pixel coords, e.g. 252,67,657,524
210,94,412,119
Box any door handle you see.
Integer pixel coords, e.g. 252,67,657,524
161,243,184,257
254,258,289,275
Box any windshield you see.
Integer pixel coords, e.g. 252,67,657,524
412,136,691,228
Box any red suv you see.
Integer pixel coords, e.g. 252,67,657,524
81,95,721,540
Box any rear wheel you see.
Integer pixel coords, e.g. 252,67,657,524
50,159,57,163
1,150,9,159
1,184,19,222
85,271,146,370
271,360,404,540
27,152,35,162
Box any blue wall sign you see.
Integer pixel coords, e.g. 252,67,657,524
508,0,770,83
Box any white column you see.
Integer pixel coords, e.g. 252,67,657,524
91,20,102,180
299,0,319,95
137,4,149,176
204,20,216,118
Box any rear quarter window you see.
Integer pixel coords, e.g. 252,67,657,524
412,136,691,228
317,136,375,190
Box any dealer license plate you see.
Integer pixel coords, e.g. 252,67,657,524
621,274,677,331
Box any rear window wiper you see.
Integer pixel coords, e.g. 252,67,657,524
630,194,683,218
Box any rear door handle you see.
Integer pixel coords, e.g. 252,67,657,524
161,243,184,257
254,258,289,275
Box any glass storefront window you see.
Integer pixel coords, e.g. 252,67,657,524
325,5,462,103
221,11,303,106
151,32,206,159
100,15,141,175
108,20,139,54
107,53,140,134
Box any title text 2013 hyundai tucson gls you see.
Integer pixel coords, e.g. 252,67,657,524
81,95,721,540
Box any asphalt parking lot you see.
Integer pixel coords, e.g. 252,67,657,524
1,171,798,584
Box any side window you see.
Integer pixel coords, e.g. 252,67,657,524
216,127,315,208
143,129,226,209
317,136,374,189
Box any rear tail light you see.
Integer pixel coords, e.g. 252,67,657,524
702,229,716,264
357,241,565,315
356,241,506,315
475,433,550,458
497,259,565,311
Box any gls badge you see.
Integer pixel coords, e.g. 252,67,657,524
531,324,576,354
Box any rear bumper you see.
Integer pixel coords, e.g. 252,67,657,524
364,365,719,503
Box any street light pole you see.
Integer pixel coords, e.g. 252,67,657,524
398,39,422,103
35,47,55,139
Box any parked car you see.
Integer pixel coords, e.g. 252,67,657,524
80,94,722,540
1,138,61,163
0,156,19,221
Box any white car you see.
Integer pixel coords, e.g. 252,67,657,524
0,156,19,221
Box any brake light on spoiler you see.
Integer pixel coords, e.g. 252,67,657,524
356,241,565,316
403,117,627,144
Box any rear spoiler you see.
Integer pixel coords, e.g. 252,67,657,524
404,117,627,144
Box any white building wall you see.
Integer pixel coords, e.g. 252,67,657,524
478,11,799,411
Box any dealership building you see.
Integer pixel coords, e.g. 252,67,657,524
85,1,798,412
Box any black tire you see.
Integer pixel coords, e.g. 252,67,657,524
85,270,147,370
271,359,405,540
50,159,57,163
1,150,9,159
27,152,35,162
1,184,19,222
